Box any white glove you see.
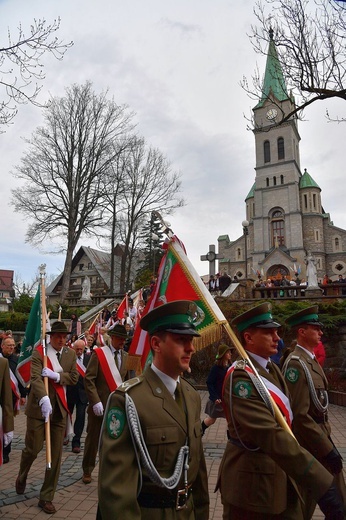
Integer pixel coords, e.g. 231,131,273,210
39,395,53,422
4,431,14,447
42,367,60,383
93,402,104,416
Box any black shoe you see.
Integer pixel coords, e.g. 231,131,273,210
16,475,27,494
3,455,9,464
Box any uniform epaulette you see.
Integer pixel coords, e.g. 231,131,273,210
235,359,247,370
116,375,144,393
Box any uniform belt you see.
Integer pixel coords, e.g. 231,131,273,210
138,487,192,509
228,436,262,451
313,414,328,424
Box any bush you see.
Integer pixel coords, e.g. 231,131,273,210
0,311,28,331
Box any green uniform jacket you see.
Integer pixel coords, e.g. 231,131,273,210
98,367,209,520
0,357,14,433
26,346,79,420
283,346,333,459
217,356,333,516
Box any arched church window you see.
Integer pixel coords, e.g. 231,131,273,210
304,194,308,210
278,137,285,160
236,247,242,260
335,237,340,251
264,140,271,163
266,177,269,187
280,175,284,184
273,176,277,186
270,210,285,247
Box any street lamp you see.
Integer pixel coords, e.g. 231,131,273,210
242,220,249,279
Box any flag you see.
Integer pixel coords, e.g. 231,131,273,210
16,288,41,387
129,236,228,367
88,312,101,336
117,293,129,321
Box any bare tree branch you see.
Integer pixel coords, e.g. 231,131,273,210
11,82,134,301
0,17,73,128
242,0,346,126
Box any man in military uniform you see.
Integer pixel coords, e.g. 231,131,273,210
66,339,91,453
15,321,79,514
1,335,26,463
82,323,129,484
0,356,14,466
97,300,209,519
283,305,346,518
217,302,343,519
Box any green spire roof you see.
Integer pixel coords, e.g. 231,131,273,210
245,182,256,201
255,29,288,109
300,169,320,189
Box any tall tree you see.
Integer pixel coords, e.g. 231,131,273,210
136,213,165,279
12,82,134,302
0,17,73,128
242,0,346,124
102,137,184,293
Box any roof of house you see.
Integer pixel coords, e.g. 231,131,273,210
0,270,14,291
46,246,116,295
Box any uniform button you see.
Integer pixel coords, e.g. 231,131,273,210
161,435,166,441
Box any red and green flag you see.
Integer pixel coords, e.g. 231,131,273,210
129,236,228,367
16,287,42,387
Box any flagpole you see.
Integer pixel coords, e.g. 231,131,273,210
39,264,52,469
152,211,295,438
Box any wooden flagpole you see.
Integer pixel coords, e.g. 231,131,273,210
39,264,52,469
152,211,295,438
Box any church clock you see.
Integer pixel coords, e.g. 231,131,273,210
266,108,278,120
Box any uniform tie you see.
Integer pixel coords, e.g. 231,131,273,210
266,361,275,375
114,350,121,370
174,381,184,411
56,352,61,362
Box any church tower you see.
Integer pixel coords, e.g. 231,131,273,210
218,29,346,286
246,29,306,279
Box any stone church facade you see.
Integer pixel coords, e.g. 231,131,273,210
218,31,346,284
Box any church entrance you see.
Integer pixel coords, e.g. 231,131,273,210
267,264,290,280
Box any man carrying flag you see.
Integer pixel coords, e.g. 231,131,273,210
15,321,79,515
216,303,344,519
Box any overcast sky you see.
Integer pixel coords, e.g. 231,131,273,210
1,0,345,285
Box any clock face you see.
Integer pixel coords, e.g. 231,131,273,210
266,108,278,120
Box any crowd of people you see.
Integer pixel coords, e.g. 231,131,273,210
207,272,238,295
0,296,345,518
254,274,308,297
0,295,146,513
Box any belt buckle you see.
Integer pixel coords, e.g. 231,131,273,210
176,488,188,510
